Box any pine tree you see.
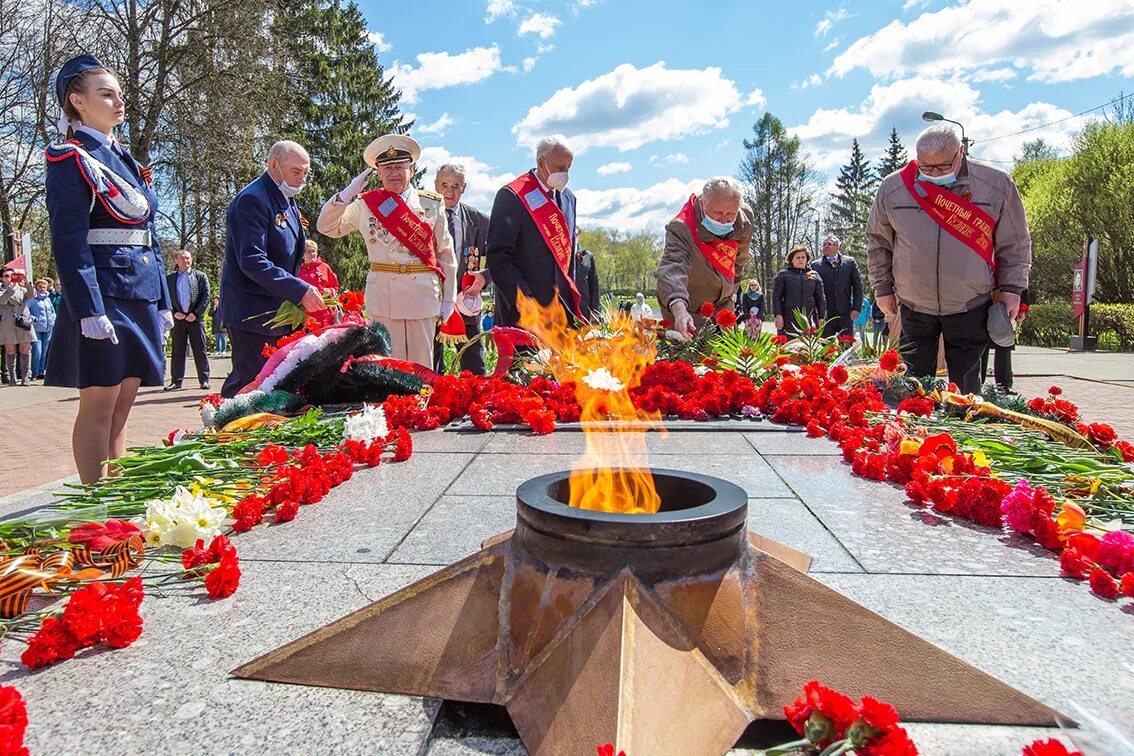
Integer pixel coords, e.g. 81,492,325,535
876,127,908,180
280,0,411,290
828,139,877,257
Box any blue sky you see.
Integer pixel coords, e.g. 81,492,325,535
358,0,1134,231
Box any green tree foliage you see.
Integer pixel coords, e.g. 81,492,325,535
738,113,818,293
876,127,908,180
577,227,662,297
1013,157,1079,305
827,138,877,257
280,0,409,291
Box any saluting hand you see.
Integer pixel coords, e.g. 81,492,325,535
337,168,373,204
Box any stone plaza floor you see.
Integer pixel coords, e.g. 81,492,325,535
1,424,1131,755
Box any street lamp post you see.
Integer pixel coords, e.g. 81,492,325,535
922,111,971,155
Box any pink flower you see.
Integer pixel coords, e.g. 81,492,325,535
1097,531,1134,574
1000,479,1037,533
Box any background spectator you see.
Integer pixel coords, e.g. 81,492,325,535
810,234,863,338
0,268,37,385
739,279,765,324
853,300,872,342
574,247,600,321
772,245,826,336
630,292,651,322
209,294,227,354
481,305,494,332
28,279,57,380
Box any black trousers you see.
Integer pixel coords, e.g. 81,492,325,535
222,327,273,398
821,312,854,338
169,318,210,385
981,345,1014,389
433,314,486,376
899,302,990,394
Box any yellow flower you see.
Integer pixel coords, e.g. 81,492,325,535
899,439,922,456
1056,502,1087,534
971,450,990,468
1062,475,1101,497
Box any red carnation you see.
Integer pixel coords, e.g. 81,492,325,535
204,555,241,600
784,680,858,747
1022,738,1083,756
181,539,211,571
21,616,78,669
1087,568,1119,600
698,301,715,317
256,444,290,467
1120,572,1134,599
595,744,626,756
879,349,901,372
275,500,299,523
232,495,266,532
67,519,142,552
1084,423,1117,448
103,577,144,648
830,365,849,384
0,684,29,756
772,334,789,346
1047,386,1063,397
1059,548,1093,580
714,309,737,328
525,408,556,435
859,727,919,756
207,535,237,562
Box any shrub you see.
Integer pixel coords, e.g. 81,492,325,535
1018,301,1134,351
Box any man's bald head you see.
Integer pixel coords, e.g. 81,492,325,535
267,140,310,189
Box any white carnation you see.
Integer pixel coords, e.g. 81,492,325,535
581,367,625,393
343,404,389,443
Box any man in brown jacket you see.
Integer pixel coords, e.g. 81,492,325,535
866,125,1031,393
657,177,754,339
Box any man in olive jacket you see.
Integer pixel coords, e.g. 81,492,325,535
657,177,754,338
866,125,1031,393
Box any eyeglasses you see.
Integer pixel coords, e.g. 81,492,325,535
920,150,960,173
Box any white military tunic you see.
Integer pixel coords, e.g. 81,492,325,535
317,187,456,366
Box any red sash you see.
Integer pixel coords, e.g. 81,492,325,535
506,173,581,317
676,195,739,281
360,189,444,280
900,161,996,275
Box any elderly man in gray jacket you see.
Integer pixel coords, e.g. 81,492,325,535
866,125,1031,393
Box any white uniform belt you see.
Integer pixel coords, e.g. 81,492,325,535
88,228,151,246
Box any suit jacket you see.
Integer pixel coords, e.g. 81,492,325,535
167,269,210,318
810,255,863,317
574,249,600,319
44,129,171,320
486,171,577,328
218,172,309,336
451,202,492,286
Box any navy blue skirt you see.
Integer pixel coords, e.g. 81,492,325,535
45,297,165,389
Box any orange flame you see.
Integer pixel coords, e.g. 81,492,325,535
516,292,661,514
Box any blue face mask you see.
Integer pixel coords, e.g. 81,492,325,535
918,171,955,186
701,215,734,236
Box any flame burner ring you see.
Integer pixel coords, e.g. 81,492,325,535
514,468,748,579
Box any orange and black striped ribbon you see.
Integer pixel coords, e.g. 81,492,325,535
0,536,144,618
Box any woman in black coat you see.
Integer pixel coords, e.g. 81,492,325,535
772,244,825,336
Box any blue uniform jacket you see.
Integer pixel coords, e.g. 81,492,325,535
486,171,577,329
44,130,171,320
218,173,309,336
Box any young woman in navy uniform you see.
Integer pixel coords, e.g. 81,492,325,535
44,55,173,483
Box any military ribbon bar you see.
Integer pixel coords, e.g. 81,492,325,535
360,189,444,281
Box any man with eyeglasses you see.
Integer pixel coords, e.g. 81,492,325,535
865,124,1031,394
810,234,863,339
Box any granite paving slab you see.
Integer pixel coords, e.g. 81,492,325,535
235,452,475,564
389,494,516,566
746,498,863,573
813,573,1134,756
766,455,1065,577
445,418,796,433
412,429,495,454
2,561,439,754
744,431,842,456
481,429,768,456
447,452,795,498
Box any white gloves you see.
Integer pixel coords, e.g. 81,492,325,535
669,301,696,340
439,302,455,320
159,309,174,333
81,315,119,344
336,168,373,204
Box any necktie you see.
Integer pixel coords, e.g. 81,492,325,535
554,190,562,211
447,208,457,244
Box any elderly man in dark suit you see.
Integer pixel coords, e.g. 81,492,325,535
487,137,580,329
433,163,491,374
165,249,211,390
810,234,863,338
217,140,327,397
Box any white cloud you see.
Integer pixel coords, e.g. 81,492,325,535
513,62,763,153
367,31,392,53
789,76,1088,175
522,56,538,73
815,8,849,37
417,146,516,211
485,0,515,22
576,178,704,233
418,113,456,136
518,12,560,38
596,161,632,175
537,43,555,54
389,45,502,105
971,67,1017,83
792,74,823,90
829,0,1134,83
823,37,840,53
648,153,689,166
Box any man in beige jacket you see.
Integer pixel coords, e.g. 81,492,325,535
656,177,754,339
866,125,1031,393
317,134,456,367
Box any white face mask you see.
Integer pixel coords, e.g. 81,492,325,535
277,180,305,198
546,171,569,191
